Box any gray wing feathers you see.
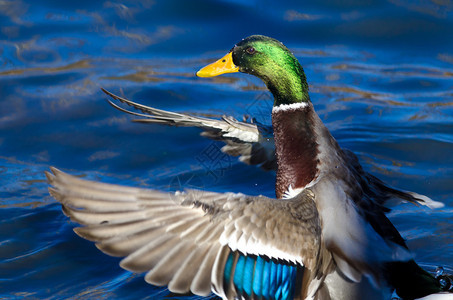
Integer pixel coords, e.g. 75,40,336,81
47,167,219,295
102,88,278,170
102,88,259,142
47,167,322,297
102,88,441,207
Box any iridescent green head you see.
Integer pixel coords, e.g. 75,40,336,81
197,35,310,106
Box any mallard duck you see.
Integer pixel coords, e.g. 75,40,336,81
47,35,451,299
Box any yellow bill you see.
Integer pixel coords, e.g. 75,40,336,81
196,52,239,77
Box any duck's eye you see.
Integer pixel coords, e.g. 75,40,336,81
246,47,256,55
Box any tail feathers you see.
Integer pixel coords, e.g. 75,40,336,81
367,173,444,209
404,191,445,209
416,293,453,300
385,188,444,209
343,149,444,209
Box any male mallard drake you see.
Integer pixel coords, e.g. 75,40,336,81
47,35,450,299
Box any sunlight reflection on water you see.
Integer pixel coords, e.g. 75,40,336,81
1,0,452,299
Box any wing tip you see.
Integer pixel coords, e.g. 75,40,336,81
49,166,61,174
73,227,96,241
48,187,61,200
45,170,55,185
100,87,115,98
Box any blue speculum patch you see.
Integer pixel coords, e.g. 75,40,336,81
2,0,453,299
223,252,299,300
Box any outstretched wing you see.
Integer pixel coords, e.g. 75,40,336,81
102,88,276,171
101,89,441,208
46,167,327,299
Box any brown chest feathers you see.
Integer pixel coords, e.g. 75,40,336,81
272,103,320,198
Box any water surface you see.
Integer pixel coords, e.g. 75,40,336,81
1,0,453,299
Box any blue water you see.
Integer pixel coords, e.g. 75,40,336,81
1,0,453,299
